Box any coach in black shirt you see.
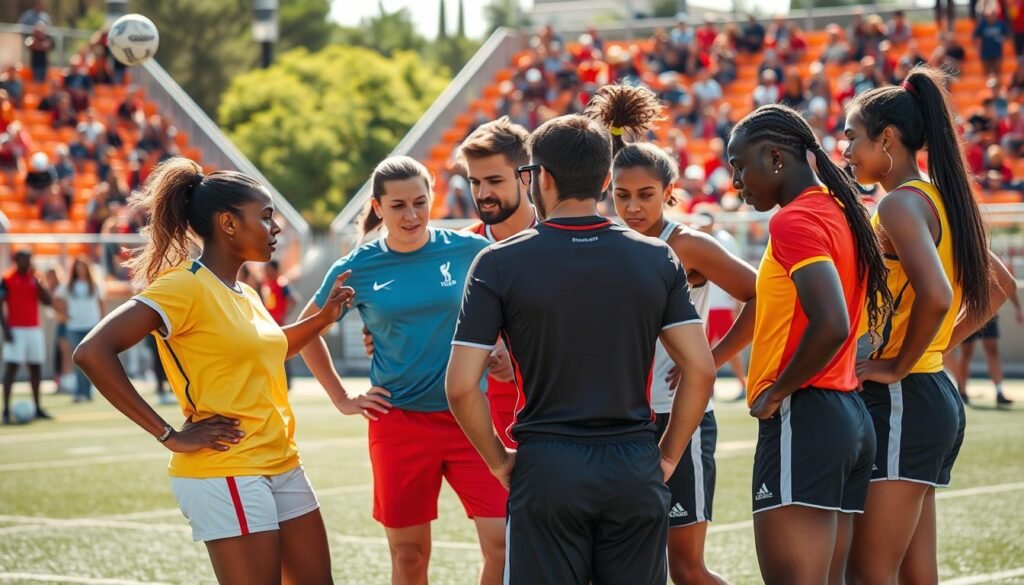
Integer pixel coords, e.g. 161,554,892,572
446,114,716,585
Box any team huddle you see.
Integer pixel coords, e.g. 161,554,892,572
72,63,1017,585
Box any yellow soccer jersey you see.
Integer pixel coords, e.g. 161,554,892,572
135,260,299,478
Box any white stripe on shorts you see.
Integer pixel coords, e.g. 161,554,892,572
503,516,511,585
690,424,706,522
887,381,904,481
780,396,793,505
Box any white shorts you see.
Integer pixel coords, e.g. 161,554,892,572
170,466,319,542
2,327,45,365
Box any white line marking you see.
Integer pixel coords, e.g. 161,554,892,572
0,437,366,472
0,572,172,585
0,427,139,445
331,534,479,551
936,482,1024,500
943,567,1024,584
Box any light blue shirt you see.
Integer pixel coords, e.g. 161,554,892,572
315,228,489,411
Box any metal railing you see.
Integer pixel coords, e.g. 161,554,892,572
329,26,520,236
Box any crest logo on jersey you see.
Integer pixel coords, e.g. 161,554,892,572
440,261,457,287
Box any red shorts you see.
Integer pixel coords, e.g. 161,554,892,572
368,408,508,528
707,307,736,346
487,374,519,449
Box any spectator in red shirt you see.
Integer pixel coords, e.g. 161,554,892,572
1001,102,1024,155
982,144,1013,186
696,17,718,56
2,249,53,423
887,10,912,45
0,132,24,187
262,260,299,388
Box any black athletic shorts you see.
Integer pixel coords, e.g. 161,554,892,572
861,371,966,487
966,317,999,342
752,388,875,514
504,433,669,585
654,410,716,527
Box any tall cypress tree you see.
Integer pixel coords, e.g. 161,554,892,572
438,0,448,40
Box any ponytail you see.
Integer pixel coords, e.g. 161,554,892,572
359,198,382,239
584,84,664,156
853,65,990,320
124,157,264,285
585,84,678,189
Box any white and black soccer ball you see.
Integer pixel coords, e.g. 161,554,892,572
108,14,159,67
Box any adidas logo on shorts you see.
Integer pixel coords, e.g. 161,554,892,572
668,503,689,518
755,483,773,501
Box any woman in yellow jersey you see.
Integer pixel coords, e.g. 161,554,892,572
74,158,354,585
727,104,891,585
842,65,1018,584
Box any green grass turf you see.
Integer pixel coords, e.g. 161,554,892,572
0,377,1021,584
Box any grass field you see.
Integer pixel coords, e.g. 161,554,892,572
0,376,1022,585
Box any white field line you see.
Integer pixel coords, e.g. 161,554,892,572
943,567,1024,584
0,573,172,585
0,427,139,445
3,480,1022,549
0,436,366,472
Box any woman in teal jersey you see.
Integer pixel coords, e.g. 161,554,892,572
299,156,508,585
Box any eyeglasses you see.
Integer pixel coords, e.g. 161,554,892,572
516,164,548,187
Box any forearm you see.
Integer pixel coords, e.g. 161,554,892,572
75,345,170,438
711,298,756,368
299,335,350,405
772,322,845,398
282,313,331,359
659,365,715,464
947,256,1016,349
886,294,948,376
448,384,506,469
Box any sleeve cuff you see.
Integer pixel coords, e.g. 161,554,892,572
452,339,497,351
133,296,172,339
662,318,703,331
787,255,833,277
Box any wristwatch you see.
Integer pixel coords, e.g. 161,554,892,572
156,423,175,443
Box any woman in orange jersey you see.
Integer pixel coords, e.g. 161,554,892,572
726,104,891,585
74,158,353,585
842,65,1018,584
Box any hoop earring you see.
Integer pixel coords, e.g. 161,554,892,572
883,148,894,177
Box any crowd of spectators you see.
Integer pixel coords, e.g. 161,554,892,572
2,3,188,278
445,2,1024,216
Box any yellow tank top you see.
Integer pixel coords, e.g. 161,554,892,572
865,179,962,373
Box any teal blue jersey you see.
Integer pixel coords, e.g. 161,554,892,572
315,228,490,411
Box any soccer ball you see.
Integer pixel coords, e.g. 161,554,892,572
11,400,35,424
108,14,159,67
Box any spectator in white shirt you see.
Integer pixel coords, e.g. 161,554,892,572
61,258,105,402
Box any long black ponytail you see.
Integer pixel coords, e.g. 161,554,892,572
851,65,990,320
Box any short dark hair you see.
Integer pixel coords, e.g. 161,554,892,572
527,114,611,201
457,116,529,169
266,259,280,270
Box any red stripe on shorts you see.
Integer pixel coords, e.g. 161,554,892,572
225,477,250,535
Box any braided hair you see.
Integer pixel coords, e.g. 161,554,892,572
731,104,893,333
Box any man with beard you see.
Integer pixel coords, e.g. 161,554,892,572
446,114,716,584
364,116,536,448
460,116,537,448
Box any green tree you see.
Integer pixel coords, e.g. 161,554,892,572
457,0,466,39
438,0,448,40
219,45,448,228
333,4,427,57
278,0,335,53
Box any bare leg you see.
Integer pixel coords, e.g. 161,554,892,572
898,488,938,585
279,509,333,585
27,364,46,417
980,338,1004,386
848,481,930,585
474,517,506,585
2,363,16,419
667,521,730,585
754,506,837,585
206,530,281,585
385,523,432,585
830,513,854,585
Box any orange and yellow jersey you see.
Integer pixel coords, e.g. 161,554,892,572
134,260,299,478
747,188,867,407
861,179,961,374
